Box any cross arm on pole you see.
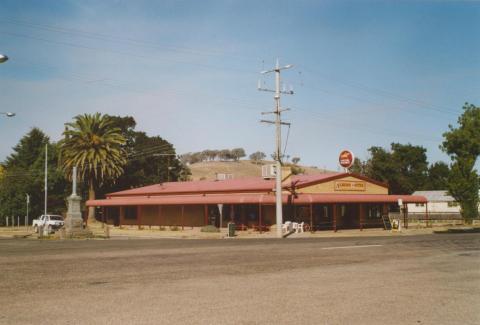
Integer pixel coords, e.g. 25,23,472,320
258,87,294,95
262,108,291,115
260,120,291,126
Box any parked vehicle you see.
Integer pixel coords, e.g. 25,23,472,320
32,215,64,234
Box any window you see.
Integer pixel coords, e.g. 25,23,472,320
368,205,381,219
124,206,137,220
447,202,459,207
415,203,425,207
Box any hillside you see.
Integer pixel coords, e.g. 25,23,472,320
188,160,332,181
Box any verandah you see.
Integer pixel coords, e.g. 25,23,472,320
98,202,393,232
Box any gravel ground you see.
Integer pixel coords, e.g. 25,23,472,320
0,234,479,324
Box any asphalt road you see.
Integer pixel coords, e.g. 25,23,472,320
0,234,479,325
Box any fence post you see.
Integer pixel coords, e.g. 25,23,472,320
6,216,9,227
17,216,20,229
11,216,14,228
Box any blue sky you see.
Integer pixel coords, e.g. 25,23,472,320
0,0,479,170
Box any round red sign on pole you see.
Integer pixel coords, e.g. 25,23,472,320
339,150,354,169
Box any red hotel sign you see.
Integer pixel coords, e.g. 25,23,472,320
339,150,354,168
334,181,366,192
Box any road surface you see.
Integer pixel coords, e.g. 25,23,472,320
0,234,479,324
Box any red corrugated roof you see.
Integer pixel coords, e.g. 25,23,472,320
107,172,343,197
295,194,427,204
87,193,426,207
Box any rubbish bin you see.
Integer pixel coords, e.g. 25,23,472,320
227,222,235,237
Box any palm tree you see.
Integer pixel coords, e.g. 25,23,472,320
60,113,126,224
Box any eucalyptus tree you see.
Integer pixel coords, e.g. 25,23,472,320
442,103,480,222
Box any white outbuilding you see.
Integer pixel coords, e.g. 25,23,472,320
407,191,460,215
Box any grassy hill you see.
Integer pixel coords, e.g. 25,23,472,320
188,160,332,181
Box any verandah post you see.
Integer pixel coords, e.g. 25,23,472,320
241,205,246,230
425,202,429,228
204,204,208,226
119,206,125,228
258,203,262,233
137,206,142,230
181,205,184,231
333,204,337,232
359,204,364,231
309,203,313,233
230,204,234,222
158,205,162,228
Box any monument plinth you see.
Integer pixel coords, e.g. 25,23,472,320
64,166,92,237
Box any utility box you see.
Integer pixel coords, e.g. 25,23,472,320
261,164,276,179
227,222,235,237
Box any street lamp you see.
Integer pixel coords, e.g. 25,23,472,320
0,54,8,63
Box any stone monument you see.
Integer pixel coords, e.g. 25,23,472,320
64,166,92,237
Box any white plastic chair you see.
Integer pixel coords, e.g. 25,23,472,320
296,222,304,233
292,222,298,232
282,221,292,233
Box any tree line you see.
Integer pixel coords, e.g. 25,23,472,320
350,143,450,194
0,114,190,225
351,103,479,222
0,103,478,224
179,148,247,164
179,149,302,165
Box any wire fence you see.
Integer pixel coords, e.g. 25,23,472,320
0,215,30,229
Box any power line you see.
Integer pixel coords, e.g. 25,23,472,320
1,18,465,119
0,17,259,62
298,65,461,116
10,58,265,113
0,31,255,76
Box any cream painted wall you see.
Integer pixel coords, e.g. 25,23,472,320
297,176,388,195
407,202,461,214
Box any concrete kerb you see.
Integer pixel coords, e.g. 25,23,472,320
104,226,436,240
0,225,448,240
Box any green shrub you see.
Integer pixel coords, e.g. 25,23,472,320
201,225,220,233
159,226,166,231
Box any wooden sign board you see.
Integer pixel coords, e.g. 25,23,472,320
334,181,366,192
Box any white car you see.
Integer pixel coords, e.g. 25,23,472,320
32,215,64,233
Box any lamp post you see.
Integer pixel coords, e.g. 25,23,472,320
1,53,14,118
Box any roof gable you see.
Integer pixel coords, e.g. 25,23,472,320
411,191,455,202
294,173,388,189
